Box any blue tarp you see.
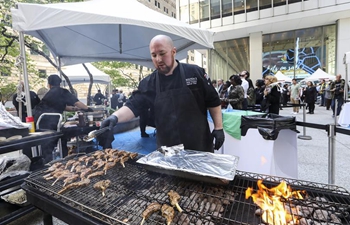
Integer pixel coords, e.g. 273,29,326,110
111,127,157,155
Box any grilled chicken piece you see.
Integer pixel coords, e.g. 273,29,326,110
64,159,76,169
44,162,63,173
70,161,81,172
93,179,111,196
168,190,183,212
78,155,89,162
92,151,104,158
93,159,107,170
129,152,138,159
58,178,90,195
63,173,80,187
87,170,104,179
44,169,70,180
120,155,129,168
103,161,117,175
73,165,86,173
84,156,94,166
161,204,175,225
80,168,93,179
140,202,162,225
52,171,73,186
116,150,127,157
107,155,120,162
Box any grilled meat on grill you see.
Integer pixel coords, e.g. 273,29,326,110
44,169,70,180
70,161,81,172
78,155,89,162
73,165,86,173
44,162,63,173
58,178,91,195
168,190,183,213
103,161,117,175
84,156,94,166
87,170,104,179
93,159,107,170
52,171,73,186
64,159,76,169
120,155,129,168
161,204,175,225
80,168,93,179
93,179,111,197
140,202,162,225
129,152,138,159
63,173,80,187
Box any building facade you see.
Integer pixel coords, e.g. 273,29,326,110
176,0,350,83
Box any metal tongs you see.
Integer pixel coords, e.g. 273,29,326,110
83,127,110,142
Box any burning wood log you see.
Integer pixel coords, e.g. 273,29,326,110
140,202,162,225
168,190,183,213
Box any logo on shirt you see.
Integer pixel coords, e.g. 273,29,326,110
186,77,197,86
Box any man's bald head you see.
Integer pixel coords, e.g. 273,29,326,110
150,35,174,49
149,35,177,75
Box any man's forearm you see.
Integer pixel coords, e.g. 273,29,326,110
208,106,223,130
113,106,136,123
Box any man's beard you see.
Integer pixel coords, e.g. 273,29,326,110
157,55,175,75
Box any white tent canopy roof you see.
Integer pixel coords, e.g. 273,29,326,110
303,68,336,81
274,71,292,82
61,63,110,85
11,0,215,68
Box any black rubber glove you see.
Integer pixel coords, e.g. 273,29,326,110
212,129,225,150
101,115,118,130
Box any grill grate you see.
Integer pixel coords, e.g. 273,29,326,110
25,156,350,225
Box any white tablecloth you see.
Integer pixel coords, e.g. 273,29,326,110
338,102,350,127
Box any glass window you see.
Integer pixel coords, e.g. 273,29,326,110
222,0,232,17
262,25,335,78
273,0,286,7
210,0,220,20
259,0,272,10
295,27,323,75
199,0,209,22
246,0,258,12
212,37,250,81
234,0,245,15
189,0,199,24
179,0,189,23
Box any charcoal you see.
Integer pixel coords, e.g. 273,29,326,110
255,208,263,216
313,209,329,221
329,214,342,223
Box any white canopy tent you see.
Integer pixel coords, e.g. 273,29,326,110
274,71,292,82
303,68,336,81
11,0,214,68
61,63,110,85
11,0,215,116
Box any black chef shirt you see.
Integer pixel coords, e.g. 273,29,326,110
125,61,220,117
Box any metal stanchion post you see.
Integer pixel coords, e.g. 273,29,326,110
334,99,338,125
328,124,336,185
298,103,312,140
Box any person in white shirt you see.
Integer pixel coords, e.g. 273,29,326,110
240,71,249,110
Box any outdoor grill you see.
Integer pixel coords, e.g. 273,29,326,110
23,153,350,225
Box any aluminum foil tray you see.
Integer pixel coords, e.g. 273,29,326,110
137,145,239,185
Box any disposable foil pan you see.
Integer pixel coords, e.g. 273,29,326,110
137,145,239,185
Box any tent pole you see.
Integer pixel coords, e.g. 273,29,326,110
58,57,63,87
19,32,33,117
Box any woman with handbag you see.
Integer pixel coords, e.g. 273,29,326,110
262,75,281,114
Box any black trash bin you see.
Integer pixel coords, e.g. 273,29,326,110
240,113,299,140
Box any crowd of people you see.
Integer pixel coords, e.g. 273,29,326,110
211,73,347,117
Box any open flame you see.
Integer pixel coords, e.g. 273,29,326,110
245,180,305,225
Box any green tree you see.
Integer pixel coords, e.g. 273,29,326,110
93,61,140,89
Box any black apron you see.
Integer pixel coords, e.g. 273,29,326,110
154,65,213,152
